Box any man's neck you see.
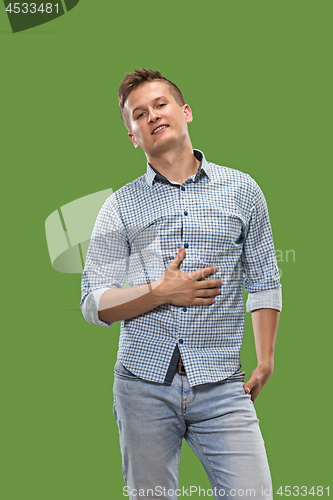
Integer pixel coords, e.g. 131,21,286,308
146,143,200,184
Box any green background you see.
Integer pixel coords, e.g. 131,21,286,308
1,1,332,498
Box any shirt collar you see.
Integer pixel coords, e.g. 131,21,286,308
145,150,211,187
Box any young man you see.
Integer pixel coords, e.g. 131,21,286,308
80,69,281,500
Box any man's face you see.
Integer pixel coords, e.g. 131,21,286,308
124,81,193,157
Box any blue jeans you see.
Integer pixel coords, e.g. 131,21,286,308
113,360,273,500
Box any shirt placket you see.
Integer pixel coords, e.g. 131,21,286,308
176,179,194,352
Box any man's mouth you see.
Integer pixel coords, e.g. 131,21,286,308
152,125,169,135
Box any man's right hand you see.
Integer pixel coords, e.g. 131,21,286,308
152,247,222,306
99,247,221,324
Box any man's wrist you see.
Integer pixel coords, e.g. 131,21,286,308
257,360,274,376
150,278,166,307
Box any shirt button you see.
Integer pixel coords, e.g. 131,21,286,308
179,339,184,344
184,243,189,248
181,186,185,191
184,211,188,216
182,307,187,312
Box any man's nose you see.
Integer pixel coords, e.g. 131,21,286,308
148,107,160,123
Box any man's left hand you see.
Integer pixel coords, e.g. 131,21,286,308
243,363,274,403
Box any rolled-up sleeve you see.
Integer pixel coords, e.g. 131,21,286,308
246,288,282,312
80,195,129,327
242,180,282,309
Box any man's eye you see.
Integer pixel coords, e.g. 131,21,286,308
137,112,145,119
157,103,165,108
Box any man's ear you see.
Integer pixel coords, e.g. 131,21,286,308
128,133,140,149
184,104,193,124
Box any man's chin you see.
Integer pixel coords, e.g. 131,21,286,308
152,133,185,150
146,138,174,155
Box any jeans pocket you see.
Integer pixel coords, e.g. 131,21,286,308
114,360,140,380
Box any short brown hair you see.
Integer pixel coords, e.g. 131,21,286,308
118,68,185,131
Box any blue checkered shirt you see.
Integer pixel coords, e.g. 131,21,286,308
80,150,281,386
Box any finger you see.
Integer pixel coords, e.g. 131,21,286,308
169,247,186,268
243,383,257,402
190,266,218,280
192,297,216,306
195,287,221,298
243,383,252,395
196,279,222,289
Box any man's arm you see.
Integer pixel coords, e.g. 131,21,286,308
98,247,222,323
243,308,280,402
240,177,281,402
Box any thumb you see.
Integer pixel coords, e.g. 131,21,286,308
243,383,251,395
244,366,261,395
171,247,186,268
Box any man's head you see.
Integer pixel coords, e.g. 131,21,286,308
118,69,194,159
118,69,185,132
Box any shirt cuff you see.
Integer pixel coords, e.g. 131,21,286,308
80,288,112,327
246,287,282,313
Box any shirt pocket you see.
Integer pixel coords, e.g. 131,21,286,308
196,210,246,257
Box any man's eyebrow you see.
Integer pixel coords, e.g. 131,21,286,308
132,96,168,116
